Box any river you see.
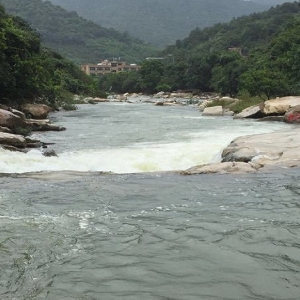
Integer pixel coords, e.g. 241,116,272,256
1,102,300,299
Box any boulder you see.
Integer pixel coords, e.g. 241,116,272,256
0,126,12,133
198,100,213,112
117,95,127,101
283,105,300,123
220,128,300,168
223,109,234,116
181,161,258,175
0,132,27,147
11,109,26,120
21,104,52,119
202,106,223,116
0,108,28,130
1,144,27,153
29,122,66,132
92,97,107,103
234,104,264,119
262,96,300,115
43,149,58,157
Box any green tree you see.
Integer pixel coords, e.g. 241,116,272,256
140,60,164,94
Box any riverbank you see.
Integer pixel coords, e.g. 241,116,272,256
181,127,300,174
1,96,300,175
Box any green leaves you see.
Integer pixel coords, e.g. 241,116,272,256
0,5,104,105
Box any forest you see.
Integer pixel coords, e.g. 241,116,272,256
1,0,300,108
0,4,104,107
98,1,300,101
47,0,267,47
0,0,157,63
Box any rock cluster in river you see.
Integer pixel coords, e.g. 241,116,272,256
0,104,65,154
2,93,300,175
181,128,300,175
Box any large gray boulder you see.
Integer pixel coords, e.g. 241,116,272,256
234,104,264,119
182,128,300,174
221,128,300,168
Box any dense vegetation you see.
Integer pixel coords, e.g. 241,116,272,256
0,5,104,108
0,0,157,63
98,1,300,101
47,0,267,47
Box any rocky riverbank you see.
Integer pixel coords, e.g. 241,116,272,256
1,94,300,175
181,128,300,174
0,104,65,155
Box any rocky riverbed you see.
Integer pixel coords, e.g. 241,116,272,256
0,104,65,155
1,95,300,174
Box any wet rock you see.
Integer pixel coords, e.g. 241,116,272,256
222,146,258,163
1,144,27,153
283,105,300,123
181,162,258,174
43,149,58,157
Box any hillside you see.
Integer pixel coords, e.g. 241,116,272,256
0,4,104,107
97,1,300,102
46,0,267,47
250,0,293,6
164,1,300,56
0,0,157,64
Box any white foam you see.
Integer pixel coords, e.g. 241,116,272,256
0,138,231,174
0,105,290,174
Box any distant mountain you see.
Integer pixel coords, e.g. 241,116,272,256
46,0,268,47
0,0,157,63
250,0,294,6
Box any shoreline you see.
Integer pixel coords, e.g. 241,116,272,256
1,96,300,176
1,126,300,178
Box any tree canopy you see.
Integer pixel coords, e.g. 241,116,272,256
0,5,103,107
98,1,300,99
0,0,158,63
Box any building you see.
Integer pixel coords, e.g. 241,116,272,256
80,60,140,76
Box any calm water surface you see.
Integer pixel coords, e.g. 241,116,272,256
0,102,300,299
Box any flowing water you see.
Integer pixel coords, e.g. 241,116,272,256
1,102,300,300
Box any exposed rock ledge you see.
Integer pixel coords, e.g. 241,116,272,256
181,128,300,175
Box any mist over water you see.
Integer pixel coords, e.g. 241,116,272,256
0,102,290,173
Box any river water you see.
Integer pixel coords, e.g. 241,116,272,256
1,102,300,299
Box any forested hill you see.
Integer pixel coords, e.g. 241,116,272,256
0,4,105,106
0,0,157,64
163,1,300,57
46,0,267,47
250,0,293,6
97,1,300,101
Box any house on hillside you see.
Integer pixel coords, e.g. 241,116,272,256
80,60,140,76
